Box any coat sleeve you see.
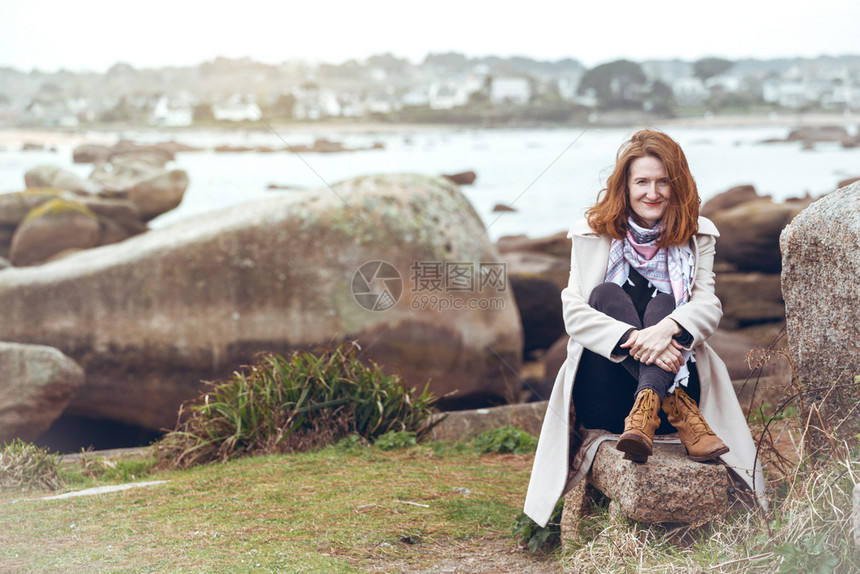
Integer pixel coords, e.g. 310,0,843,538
560,238,635,362
667,234,722,348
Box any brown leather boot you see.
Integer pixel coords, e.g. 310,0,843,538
616,389,661,462
663,387,730,462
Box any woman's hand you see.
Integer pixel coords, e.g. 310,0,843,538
621,318,684,372
653,345,683,373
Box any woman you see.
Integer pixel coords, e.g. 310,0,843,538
523,130,765,528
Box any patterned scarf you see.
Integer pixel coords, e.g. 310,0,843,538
605,218,697,389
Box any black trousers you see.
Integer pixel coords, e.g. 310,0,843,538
572,282,701,435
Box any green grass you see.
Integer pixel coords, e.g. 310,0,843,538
0,441,534,572
157,344,439,469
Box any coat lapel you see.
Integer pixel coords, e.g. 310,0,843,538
572,233,611,296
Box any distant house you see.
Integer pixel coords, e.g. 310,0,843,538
672,77,708,106
213,94,262,121
427,76,482,110
150,93,193,127
428,82,464,110
24,99,79,127
363,91,401,115
762,79,826,108
557,75,583,101
402,86,430,107
824,83,860,109
292,87,343,120
489,77,532,105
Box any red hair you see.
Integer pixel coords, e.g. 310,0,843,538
585,129,700,247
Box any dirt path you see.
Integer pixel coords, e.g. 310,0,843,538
358,537,560,573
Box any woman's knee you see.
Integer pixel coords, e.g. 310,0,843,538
588,281,627,307
643,292,675,324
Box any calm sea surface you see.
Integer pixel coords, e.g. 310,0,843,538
1,125,858,241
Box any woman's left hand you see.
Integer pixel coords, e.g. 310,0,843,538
621,318,682,365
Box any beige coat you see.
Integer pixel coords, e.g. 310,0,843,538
523,216,766,527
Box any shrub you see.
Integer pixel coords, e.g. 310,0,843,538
0,439,64,491
472,426,538,455
156,342,439,468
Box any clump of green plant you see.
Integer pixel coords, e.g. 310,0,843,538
373,430,417,451
473,425,538,455
0,439,64,491
513,498,563,553
70,449,157,483
156,342,439,468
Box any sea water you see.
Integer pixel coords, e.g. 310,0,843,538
1,125,857,241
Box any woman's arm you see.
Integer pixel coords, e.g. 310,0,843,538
667,234,723,348
560,238,635,362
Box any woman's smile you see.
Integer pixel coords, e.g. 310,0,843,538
628,155,671,228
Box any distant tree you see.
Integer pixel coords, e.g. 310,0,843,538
266,93,296,119
693,58,734,81
106,62,136,76
366,52,409,75
192,103,213,122
423,52,470,72
578,59,646,109
38,82,63,98
99,96,137,122
645,80,675,116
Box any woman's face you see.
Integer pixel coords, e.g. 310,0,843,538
627,155,671,228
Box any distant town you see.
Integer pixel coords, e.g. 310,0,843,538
1,52,859,128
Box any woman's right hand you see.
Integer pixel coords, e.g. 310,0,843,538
653,345,683,373
624,329,683,373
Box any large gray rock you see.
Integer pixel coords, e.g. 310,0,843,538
0,189,66,227
89,155,171,192
126,169,189,221
715,272,784,329
0,191,147,265
496,231,571,260
780,183,860,452
24,164,102,195
73,141,175,165
712,198,810,273
429,401,547,442
586,442,730,526
0,173,522,431
501,251,568,353
0,342,84,442
89,156,188,222
701,184,762,219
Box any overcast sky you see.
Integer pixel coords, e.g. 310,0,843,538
2,0,858,72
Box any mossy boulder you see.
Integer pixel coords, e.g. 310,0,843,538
0,188,66,226
0,173,522,431
8,198,102,266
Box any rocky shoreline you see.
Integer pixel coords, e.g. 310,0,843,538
1,111,858,148
0,133,856,451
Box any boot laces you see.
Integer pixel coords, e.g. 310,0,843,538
630,391,656,430
677,392,714,436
